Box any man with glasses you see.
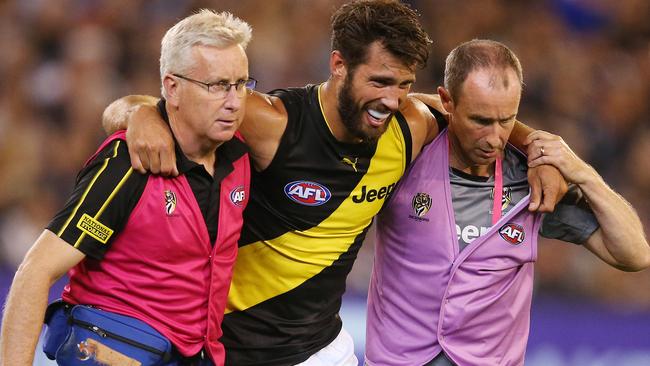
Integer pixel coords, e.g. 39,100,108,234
0,10,253,366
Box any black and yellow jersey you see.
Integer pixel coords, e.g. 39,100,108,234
221,84,412,365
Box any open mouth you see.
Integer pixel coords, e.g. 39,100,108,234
366,108,391,127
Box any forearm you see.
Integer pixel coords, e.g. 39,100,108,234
580,168,650,271
102,95,159,134
0,266,54,365
509,121,534,152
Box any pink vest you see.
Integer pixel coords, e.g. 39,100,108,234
366,130,541,366
62,130,250,365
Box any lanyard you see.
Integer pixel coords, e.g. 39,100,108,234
492,157,503,225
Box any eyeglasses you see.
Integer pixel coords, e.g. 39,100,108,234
172,73,257,99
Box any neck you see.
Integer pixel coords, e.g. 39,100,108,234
167,107,219,176
448,131,494,177
320,80,362,143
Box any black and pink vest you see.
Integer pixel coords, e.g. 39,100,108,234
62,130,250,364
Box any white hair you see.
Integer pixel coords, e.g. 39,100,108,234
159,9,252,97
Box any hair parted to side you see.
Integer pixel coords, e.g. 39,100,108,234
330,0,431,72
160,9,252,97
444,39,523,102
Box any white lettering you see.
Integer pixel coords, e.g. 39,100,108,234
289,186,304,197
456,224,491,244
315,189,327,202
304,187,316,198
462,225,480,244
232,191,245,202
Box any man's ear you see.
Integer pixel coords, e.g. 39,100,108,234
437,86,454,114
329,50,347,79
163,74,180,106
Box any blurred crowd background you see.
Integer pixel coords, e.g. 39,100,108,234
0,0,649,363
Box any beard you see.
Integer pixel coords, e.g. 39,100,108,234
337,74,391,145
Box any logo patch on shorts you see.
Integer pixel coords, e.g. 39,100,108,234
164,190,177,216
499,223,526,245
76,214,113,244
284,181,331,206
230,186,246,206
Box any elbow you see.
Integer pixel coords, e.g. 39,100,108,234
617,245,650,272
14,255,59,287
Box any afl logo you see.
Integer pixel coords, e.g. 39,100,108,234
230,186,246,207
412,192,432,217
284,180,331,206
499,223,526,245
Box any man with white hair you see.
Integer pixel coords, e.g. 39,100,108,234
0,10,254,366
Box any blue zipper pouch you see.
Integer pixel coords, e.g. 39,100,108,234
43,300,172,366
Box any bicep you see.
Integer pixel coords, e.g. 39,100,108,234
239,92,288,170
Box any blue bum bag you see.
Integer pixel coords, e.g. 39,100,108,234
43,300,173,366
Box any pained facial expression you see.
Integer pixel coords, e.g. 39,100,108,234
443,67,521,170
170,44,249,146
337,42,415,144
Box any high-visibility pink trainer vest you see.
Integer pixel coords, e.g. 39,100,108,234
63,130,250,365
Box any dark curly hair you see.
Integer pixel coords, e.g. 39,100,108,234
331,0,432,72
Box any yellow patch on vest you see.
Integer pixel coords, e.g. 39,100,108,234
76,213,114,244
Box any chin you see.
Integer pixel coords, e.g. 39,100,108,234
357,122,389,143
210,130,237,144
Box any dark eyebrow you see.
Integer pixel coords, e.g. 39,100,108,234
369,76,415,86
369,76,396,84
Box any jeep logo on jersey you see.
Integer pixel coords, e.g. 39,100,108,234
352,183,396,203
230,186,246,207
412,192,432,217
499,223,526,245
284,181,331,206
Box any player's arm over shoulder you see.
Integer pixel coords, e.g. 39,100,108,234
240,91,289,171
400,94,444,162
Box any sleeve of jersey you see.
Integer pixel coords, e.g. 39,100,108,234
539,184,600,244
46,140,148,260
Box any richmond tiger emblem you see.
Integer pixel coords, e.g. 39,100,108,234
164,190,177,216
412,192,432,218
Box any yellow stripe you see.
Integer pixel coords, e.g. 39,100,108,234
57,141,122,237
226,118,407,313
317,83,338,136
74,167,133,248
